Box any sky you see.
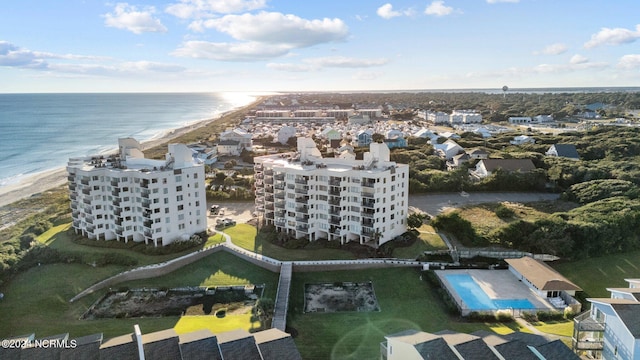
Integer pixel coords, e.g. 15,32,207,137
1,0,640,93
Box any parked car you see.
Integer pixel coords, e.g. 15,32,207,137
210,205,220,215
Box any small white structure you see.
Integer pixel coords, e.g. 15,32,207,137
433,140,464,160
277,125,297,145
508,116,533,124
510,135,535,145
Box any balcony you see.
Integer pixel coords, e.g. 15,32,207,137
275,219,286,227
265,186,274,194
265,212,275,219
295,178,308,185
113,199,121,206
265,178,274,185
68,183,77,191
295,187,308,195
72,210,80,218
265,204,274,211
140,181,149,189
115,218,123,226
362,199,376,208
82,188,91,195
329,208,340,216
295,196,309,204
572,311,605,352
329,188,340,196
72,220,81,228
112,189,120,196
329,197,341,206
67,175,75,182
362,179,376,188
274,173,284,181
296,224,309,232
296,216,309,223
361,210,375,218
361,190,375,198
275,193,285,200
144,220,153,228
329,217,341,225
329,178,341,186
265,195,274,203
142,200,151,208
264,169,273,176
275,184,285,191
254,164,264,171
329,226,341,235
362,227,375,236
81,179,90,186
255,173,264,180
295,206,308,214
144,231,153,238
110,180,119,187
275,201,285,209
256,189,265,196
141,189,150,198
276,210,286,217
362,219,374,227
69,193,77,201
83,198,92,205
86,216,94,224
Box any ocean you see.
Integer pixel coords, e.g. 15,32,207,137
0,92,260,187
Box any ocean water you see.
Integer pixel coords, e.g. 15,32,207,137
0,92,260,187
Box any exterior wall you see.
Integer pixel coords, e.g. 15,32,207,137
254,143,408,247
68,144,207,247
509,117,533,124
594,304,637,360
385,338,421,360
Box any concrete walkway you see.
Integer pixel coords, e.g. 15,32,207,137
272,262,292,331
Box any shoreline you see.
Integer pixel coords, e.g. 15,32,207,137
0,98,263,208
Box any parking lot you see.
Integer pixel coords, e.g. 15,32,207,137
206,202,255,229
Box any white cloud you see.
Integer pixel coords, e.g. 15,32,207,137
533,60,607,74
424,1,453,17
305,56,389,68
267,56,389,72
266,63,315,72
192,12,349,47
486,0,519,3
584,25,640,49
570,54,588,65
353,71,383,80
0,41,41,67
172,41,291,61
165,0,267,19
618,54,640,69
535,43,567,55
377,3,402,19
104,3,167,34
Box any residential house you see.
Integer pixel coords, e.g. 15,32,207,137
447,153,470,170
357,129,374,147
384,137,407,149
471,159,536,179
467,148,489,160
381,329,579,360
413,128,439,142
321,127,342,141
433,140,464,160
573,279,640,360
217,140,241,156
0,325,302,360
508,116,533,124
505,257,582,312
219,128,253,150
277,126,297,145
534,114,554,123
438,131,461,140
546,144,580,160
510,135,535,145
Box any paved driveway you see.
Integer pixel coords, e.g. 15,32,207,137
409,192,560,216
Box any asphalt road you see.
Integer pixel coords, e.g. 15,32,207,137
408,192,561,216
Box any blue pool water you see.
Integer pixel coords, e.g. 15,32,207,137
445,274,535,310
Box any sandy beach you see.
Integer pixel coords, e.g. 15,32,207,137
0,108,240,209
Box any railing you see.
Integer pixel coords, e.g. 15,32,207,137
329,179,341,186
274,174,284,181
296,225,309,232
362,200,375,208
295,187,308,195
361,211,374,218
296,217,309,223
361,191,375,198
295,178,308,185
295,206,308,214
295,197,308,204
329,217,340,225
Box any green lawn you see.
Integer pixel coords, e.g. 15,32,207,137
226,224,356,261
392,225,447,259
0,251,278,339
551,250,640,298
288,268,495,360
532,320,574,337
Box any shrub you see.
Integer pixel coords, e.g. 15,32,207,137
536,310,564,322
494,203,515,219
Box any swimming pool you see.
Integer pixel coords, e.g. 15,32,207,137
445,274,535,310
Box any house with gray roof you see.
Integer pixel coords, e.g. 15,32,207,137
546,144,579,160
0,325,301,360
470,159,536,179
573,278,640,360
381,329,578,359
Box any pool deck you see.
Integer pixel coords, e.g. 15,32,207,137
435,269,555,314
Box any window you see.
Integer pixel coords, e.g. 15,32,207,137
176,175,182,182
178,205,184,211
176,185,183,192
178,214,184,220
177,195,183,201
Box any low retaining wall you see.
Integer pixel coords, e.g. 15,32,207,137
292,259,421,272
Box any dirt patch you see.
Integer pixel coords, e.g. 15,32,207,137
304,282,380,313
83,285,263,319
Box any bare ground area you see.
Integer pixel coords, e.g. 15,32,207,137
83,286,262,319
304,282,380,313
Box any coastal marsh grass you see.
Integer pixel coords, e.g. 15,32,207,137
228,223,356,261
0,251,278,339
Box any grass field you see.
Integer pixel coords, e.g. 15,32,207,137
227,224,356,261
287,268,493,360
551,249,640,298
392,225,447,259
0,251,278,339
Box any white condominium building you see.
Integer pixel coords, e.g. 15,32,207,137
254,138,408,247
67,138,207,246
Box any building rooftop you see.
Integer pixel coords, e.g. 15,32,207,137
505,257,582,291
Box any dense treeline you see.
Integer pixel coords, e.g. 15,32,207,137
431,180,640,260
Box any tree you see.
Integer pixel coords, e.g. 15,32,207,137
407,213,428,229
223,177,235,189
372,133,385,143
224,160,237,169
